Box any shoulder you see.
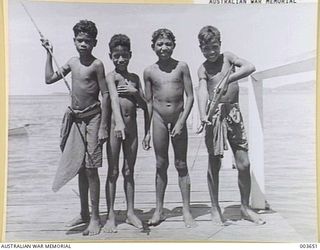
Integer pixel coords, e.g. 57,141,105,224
224,51,255,69
106,70,116,81
143,64,156,77
129,72,140,82
223,51,239,64
178,60,189,69
197,63,206,74
67,57,78,65
92,58,105,69
177,60,188,67
197,63,207,79
176,60,190,72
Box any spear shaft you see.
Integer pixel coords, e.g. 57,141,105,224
20,1,73,98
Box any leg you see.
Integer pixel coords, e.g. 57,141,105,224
148,112,170,226
171,126,196,228
227,105,265,225
207,154,227,225
103,124,121,233
82,168,102,236
122,125,142,229
233,149,265,225
82,114,102,236
204,124,227,225
65,167,90,227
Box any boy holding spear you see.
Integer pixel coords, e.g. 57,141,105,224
41,20,125,236
197,25,265,225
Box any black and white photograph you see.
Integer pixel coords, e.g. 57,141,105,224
6,0,317,242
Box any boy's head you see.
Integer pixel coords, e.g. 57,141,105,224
151,28,176,60
73,20,98,55
198,26,221,62
73,20,98,39
109,34,132,71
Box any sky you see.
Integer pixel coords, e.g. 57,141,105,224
7,0,317,95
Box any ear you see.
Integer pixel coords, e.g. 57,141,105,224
129,51,132,59
93,39,97,47
109,53,112,60
151,44,155,50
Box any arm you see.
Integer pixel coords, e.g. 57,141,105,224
41,38,70,84
171,62,194,137
142,68,153,150
116,75,147,110
197,64,209,122
106,73,126,140
95,61,110,144
134,78,148,111
225,52,256,83
136,78,150,138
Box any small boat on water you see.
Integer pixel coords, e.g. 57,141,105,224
8,125,29,136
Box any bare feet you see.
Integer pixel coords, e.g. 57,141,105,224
126,212,143,229
102,214,117,233
82,218,101,236
182,209,197,228
147,210,166,226
65,214,89,227
241,205,266,225
210,206,230,226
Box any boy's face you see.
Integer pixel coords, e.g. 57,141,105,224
73,32,97,56
152,36,175,60
200,40,221,62
109,45,131,71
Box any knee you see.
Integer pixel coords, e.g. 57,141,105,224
156,158,169,170
122,167,133,181
237,160,250,173
174,160,188,177
108,168,119,182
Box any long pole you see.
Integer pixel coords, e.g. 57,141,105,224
196,64,233,134
20,1,74,99
20,1,96,167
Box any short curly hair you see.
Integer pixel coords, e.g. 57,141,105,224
198,25,221,46
151,28,176,47
109,34,131,52
73,20,98,39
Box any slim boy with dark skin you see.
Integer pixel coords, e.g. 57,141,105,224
197,25,265,225
41,20,125,236
103,34,148,233
143,28,196,228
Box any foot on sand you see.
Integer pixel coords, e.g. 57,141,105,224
147,211,166,226
65,214,89,227
126,213,143,229
241,206,266,225
82,218,101,236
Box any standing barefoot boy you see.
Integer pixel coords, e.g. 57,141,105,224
42,20,125,236
197,25,265,225
143,28,196,228
103,34,148,233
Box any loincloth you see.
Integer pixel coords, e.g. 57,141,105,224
205,103,248,157
52,102,102,192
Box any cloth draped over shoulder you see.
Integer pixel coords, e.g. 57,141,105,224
52,102,101,192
